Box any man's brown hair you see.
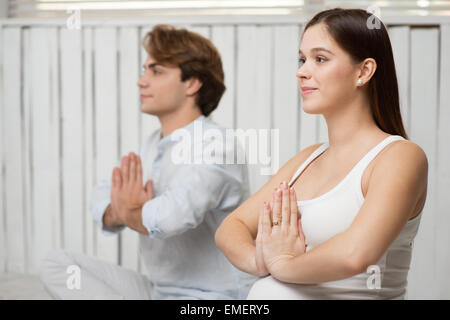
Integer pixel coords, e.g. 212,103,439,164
142,24,226,117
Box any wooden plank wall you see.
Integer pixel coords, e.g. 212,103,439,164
0,21,449,299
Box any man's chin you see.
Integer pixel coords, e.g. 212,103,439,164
140,106,160,116
141,105,179,117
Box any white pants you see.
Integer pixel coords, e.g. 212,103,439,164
39,249,153,300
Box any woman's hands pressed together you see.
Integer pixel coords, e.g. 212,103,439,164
255,181,307,279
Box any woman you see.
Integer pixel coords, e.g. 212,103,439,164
215,8,428,299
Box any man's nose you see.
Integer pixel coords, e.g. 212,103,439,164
137,75,147,88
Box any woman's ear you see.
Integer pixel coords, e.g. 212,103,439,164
185,77,203,96
357,57,377,86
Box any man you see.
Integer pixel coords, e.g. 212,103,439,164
40,24,255,299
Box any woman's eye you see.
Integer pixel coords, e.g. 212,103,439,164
152,69,160,75
299,56,326,66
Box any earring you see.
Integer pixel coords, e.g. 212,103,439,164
357,79,362,85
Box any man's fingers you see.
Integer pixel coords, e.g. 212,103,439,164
121,155,129,183
111,167,116,188
129,152,136,183
137,154,143,184
145,180,154,199
112,167,122,189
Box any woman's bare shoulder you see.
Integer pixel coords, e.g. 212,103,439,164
375,140,427,173
283,142,327,178
370,139,428,200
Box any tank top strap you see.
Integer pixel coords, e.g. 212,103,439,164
352,135,406,176
288,142,329,187
288,135,407,188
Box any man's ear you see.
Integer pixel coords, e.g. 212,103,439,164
185,77,203,96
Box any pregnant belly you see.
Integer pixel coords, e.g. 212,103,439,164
246,276,319,300
246,273,386,300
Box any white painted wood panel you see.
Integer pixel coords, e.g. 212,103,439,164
189,25,210,39
60,28,84,256
0,24,4,274
2,27,25,273
93,27,119,265
29,28,61,274
118,27,141,271
210,25,235,129
83,27,96,258
236,25,272,194
436,24,450,299
273,25,300,171
48,27,62,259
408,27,439,299
22,27,33,274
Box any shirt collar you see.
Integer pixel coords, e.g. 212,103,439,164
157,115,206,149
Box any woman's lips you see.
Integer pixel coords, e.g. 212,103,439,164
301,88,317,97
140,94,151,100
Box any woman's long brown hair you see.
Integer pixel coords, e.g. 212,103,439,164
303,8,409,139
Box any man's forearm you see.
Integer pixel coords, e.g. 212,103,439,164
103,204,149,236
125,207,150,236
102,204,124,229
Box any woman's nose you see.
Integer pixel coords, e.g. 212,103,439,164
296,65,310,79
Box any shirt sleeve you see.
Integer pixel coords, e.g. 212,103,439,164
89,178,126,236
141,162,247,240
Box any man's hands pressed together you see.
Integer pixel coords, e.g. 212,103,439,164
105,152,154,235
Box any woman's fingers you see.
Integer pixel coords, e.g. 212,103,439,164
262,201,272,236
281,182,291,231
289,187,299,235
257,204,263,240
298,218,306,245
272,188,282,229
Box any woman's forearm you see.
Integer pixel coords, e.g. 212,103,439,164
215,217,260,276
271,232,364,284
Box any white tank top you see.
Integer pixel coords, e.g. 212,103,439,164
247,135,423,299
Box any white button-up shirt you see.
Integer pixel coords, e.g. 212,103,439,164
90,115,256,299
